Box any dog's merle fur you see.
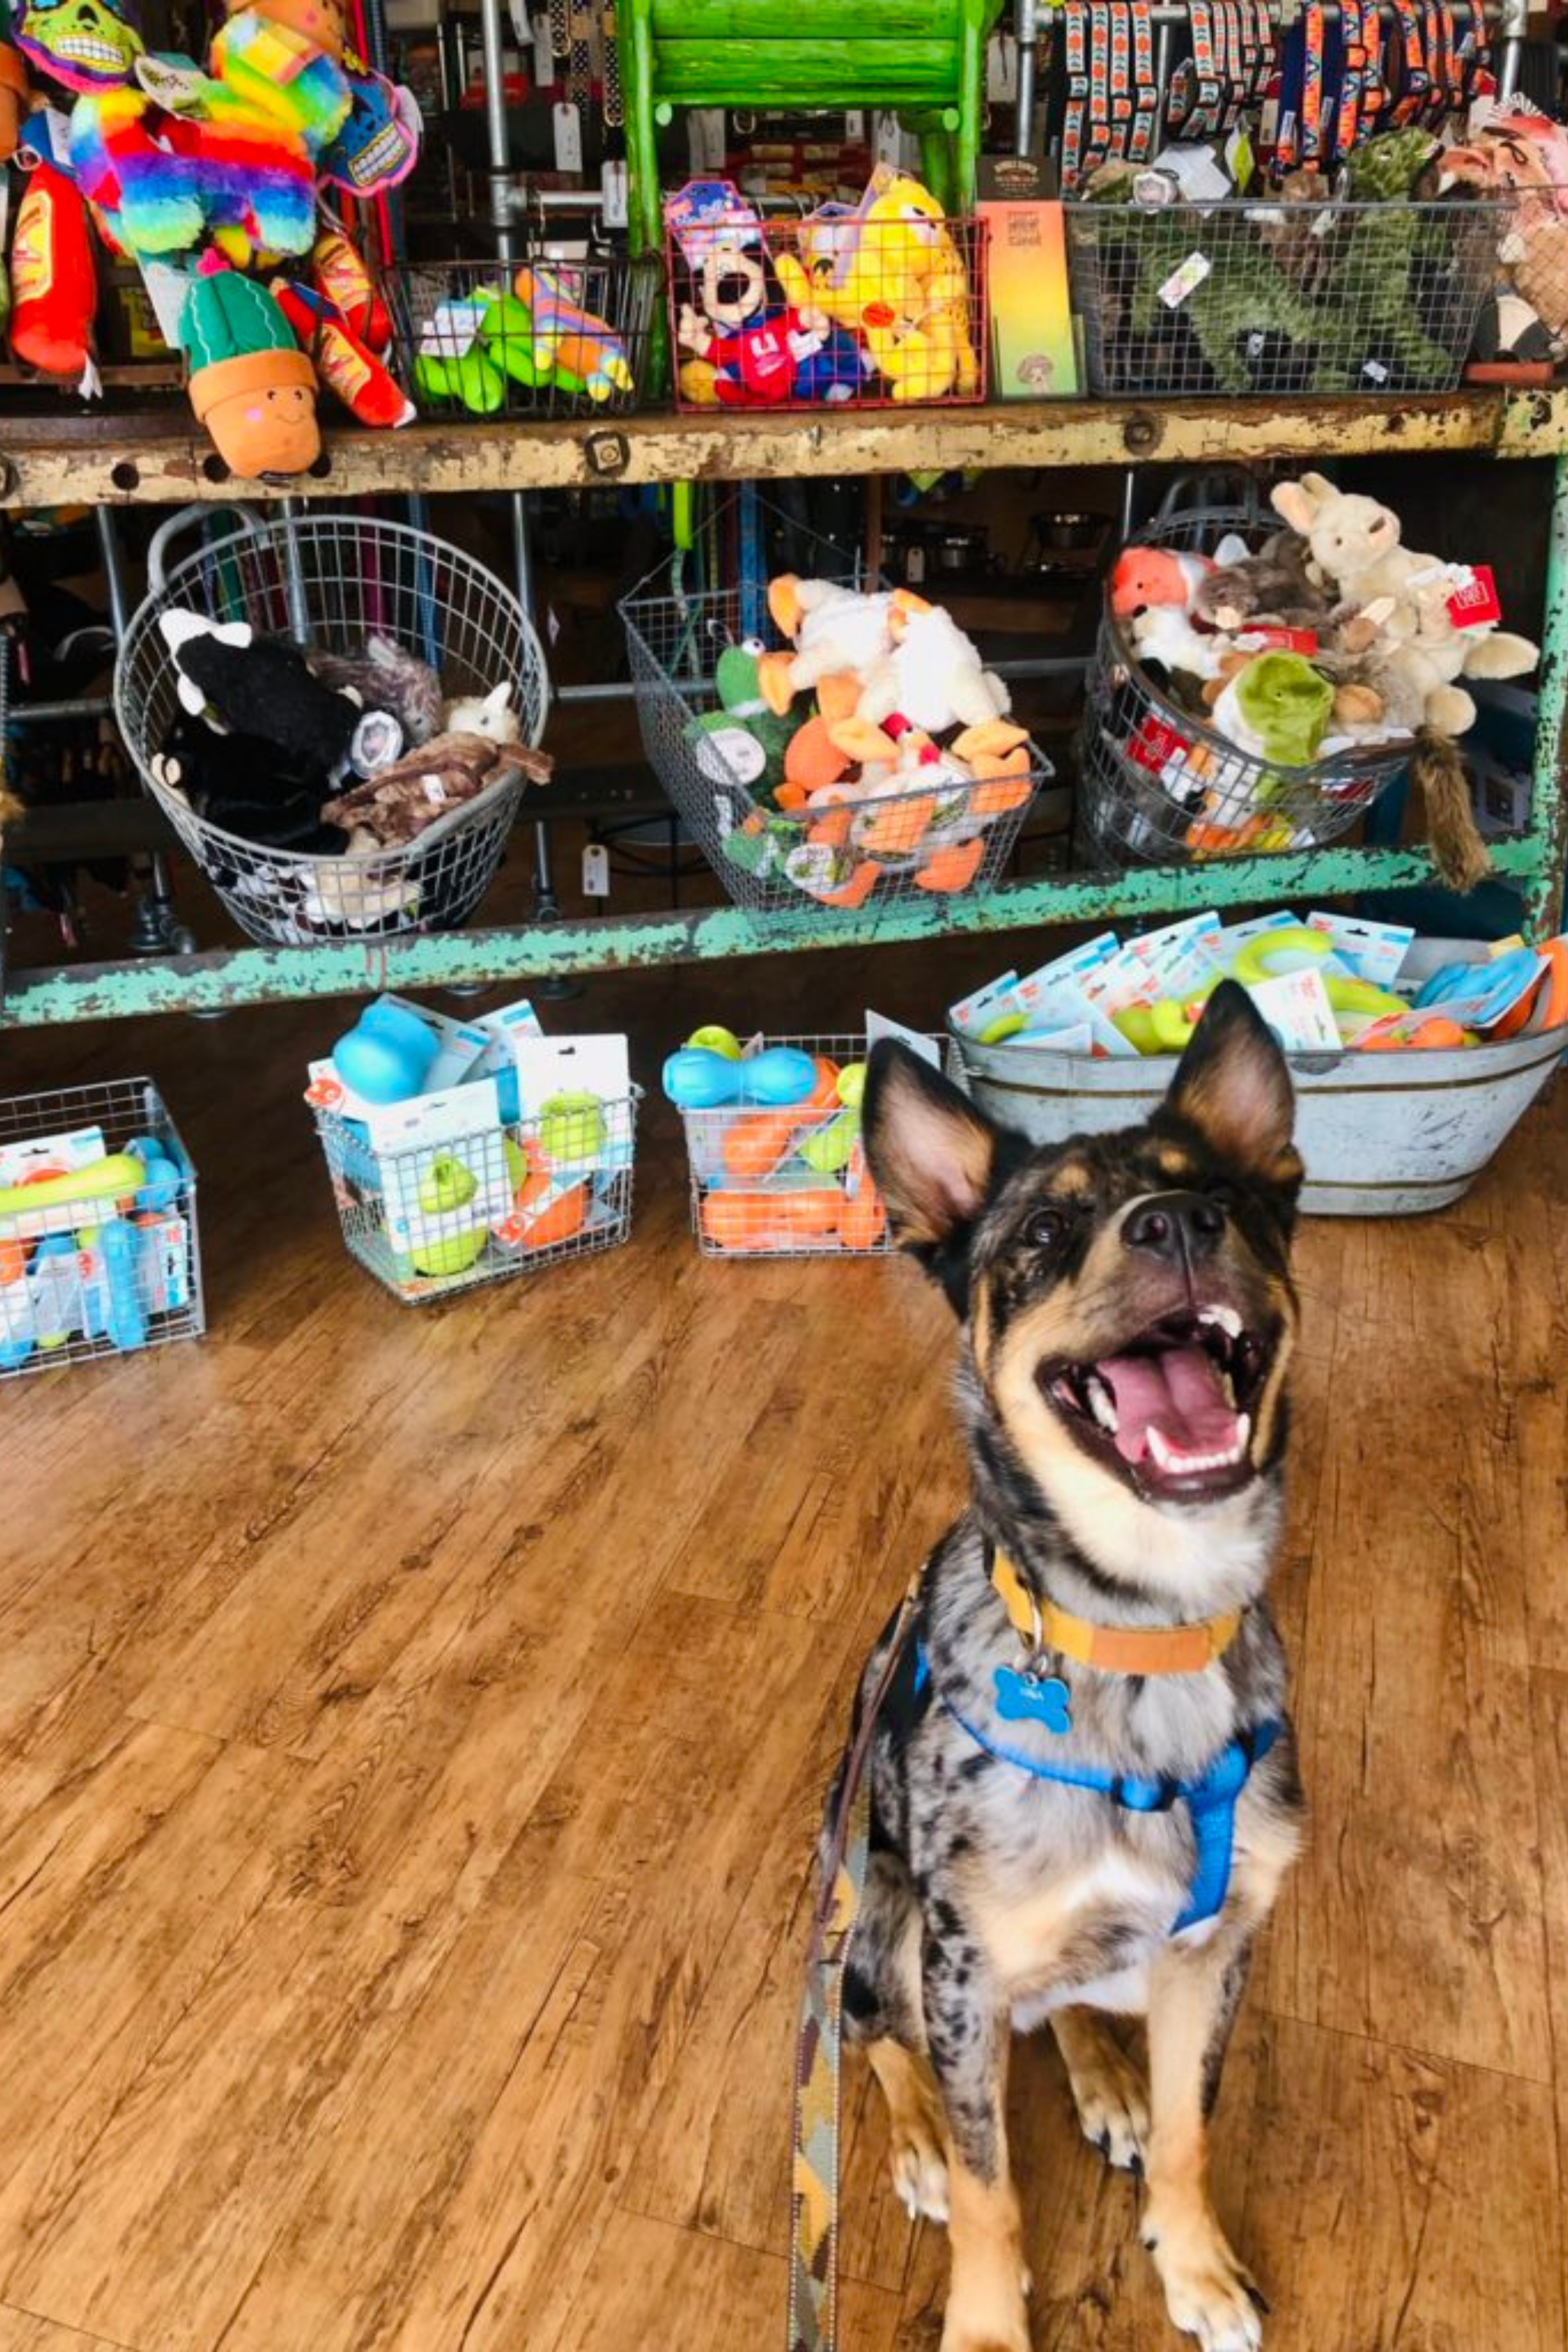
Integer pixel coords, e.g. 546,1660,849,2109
827,983,1308,2352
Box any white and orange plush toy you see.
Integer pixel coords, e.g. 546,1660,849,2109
757,575,1028,776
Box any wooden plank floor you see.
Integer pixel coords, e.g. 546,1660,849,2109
1,944,1565,2352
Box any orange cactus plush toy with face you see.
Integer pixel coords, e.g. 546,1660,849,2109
182,256,319,476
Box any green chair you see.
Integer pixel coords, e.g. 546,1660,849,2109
619,0,1004,267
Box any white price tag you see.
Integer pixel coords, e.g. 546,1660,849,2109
582,844,610,897
553,100,583,171
600,158,628,229
1158,252,1211,308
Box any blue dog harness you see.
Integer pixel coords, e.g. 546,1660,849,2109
913,1641,1282,1935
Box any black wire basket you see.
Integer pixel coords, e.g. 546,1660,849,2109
385,251,661,420
1066,195,1506,399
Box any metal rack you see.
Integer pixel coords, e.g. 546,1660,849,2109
1,0,1564,1029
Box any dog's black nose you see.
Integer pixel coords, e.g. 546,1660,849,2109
1123,1192,1225,1263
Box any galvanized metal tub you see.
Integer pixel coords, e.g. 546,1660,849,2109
949,944,1564,1218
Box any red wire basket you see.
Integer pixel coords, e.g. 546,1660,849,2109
666,210,988,414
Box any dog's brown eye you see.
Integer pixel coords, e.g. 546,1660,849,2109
1024,1207,1070,1251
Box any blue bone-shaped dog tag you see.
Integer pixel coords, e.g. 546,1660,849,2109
993,1665,1072,1734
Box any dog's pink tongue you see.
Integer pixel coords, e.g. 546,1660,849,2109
1101,1346,1239,1465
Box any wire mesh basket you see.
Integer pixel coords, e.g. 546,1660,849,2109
0,1078,203,1380
1066,196,1505,397
619,564,1051,919
677,1035,906,1258
313,1087,641,1304
667,213,987,412
385,251,661,419
1077,505,1412,866
114,512,550,948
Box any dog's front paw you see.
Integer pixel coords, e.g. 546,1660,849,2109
1067,2038,1149,2173
890,2120,950,2225
1145,2208,1267,2352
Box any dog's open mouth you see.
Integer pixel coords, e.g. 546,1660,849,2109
1041,1306,1275,1502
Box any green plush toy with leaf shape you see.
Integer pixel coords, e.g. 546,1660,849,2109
686,644,801,797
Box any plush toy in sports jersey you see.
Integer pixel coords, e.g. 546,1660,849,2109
182,255,320,475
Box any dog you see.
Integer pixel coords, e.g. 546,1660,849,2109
828,982,1307,2352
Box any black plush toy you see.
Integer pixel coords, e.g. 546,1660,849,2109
150,713,348,850
157,610,362,774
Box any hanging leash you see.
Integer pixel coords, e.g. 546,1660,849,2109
786,1562,928,2352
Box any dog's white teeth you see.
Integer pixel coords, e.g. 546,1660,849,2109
1147,1415,1251,1476
1086,1373,1119,1433
1199,1304,1243,1338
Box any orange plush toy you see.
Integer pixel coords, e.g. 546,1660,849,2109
183,255,319,476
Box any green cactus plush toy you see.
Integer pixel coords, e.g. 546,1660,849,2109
183,255,319,477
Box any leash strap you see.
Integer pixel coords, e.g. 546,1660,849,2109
1062,0,1091,189
1248,0,1276,103
1336,0,1365,155
787,1570,927,2352
1129,0,1159,162
1388,0,1431,125
1087,0,1116,172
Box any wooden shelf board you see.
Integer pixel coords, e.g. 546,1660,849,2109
3,389,1564,509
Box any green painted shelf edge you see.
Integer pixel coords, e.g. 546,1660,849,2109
1,836,1550,1030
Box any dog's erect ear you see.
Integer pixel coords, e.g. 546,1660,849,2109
864,1040,1004,1265
1160,981,1302,1193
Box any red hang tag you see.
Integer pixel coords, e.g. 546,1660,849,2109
1447,563,1503,629
1240,624,1321,654
1128,713,1192,772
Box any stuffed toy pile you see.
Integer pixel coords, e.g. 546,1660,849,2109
1103,471,1538,884
1,0,420,474
149,608,551,930
665,167,980,410
686,578,1037,907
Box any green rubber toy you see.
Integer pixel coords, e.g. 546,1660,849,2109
415,347,506,416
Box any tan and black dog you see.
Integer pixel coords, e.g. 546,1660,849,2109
831,983,1307,2352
